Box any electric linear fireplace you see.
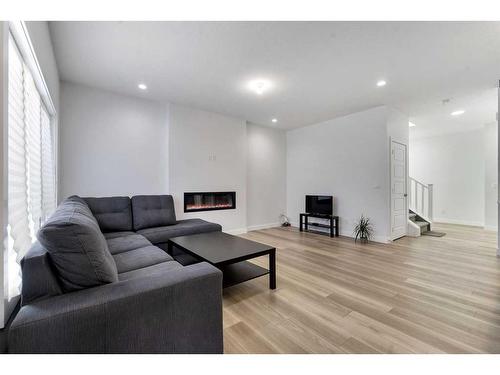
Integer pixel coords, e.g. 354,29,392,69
184,191,236,213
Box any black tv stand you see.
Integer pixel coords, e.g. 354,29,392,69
299,213,339,237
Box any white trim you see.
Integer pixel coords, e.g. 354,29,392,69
389,137,409,241
433,217,485,227
223,228,248,235
221,223,282,235
8,21,56,117
483,225,498,232
289,222,390,244
0,20,8,330
247,222,281,232
357,234,389,244
339,229,389,244
497,84,500,257
1,21,20,329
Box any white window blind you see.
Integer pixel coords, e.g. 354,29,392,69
7,35,31,299
25,69,43,237
7,34,57,299
41,106,56,221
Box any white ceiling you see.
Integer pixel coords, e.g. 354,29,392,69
49,21,500,130
410,88,497,140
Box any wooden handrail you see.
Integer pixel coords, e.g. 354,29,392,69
409,176,428,187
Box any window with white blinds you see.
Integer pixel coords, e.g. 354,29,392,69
7,34,57,299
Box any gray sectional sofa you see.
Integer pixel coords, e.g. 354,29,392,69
8,195,224,354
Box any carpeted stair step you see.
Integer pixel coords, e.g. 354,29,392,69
415,221,429,233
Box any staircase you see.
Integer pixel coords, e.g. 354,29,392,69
408,177,433,237
409,209,431,234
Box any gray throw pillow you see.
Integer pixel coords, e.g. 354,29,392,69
37,195,118,292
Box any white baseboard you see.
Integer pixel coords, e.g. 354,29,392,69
247,222,281,232
483,225,498,232
289,221,389,244
224,223,281,235
338,229,389,243
224,227,248,235
433,217,485,227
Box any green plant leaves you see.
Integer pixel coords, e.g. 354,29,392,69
353,214,374,243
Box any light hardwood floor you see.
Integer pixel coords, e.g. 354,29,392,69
223,224,500,353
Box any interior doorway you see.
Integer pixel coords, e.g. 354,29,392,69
390,139,408,240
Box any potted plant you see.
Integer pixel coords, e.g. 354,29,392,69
280,214,291,227
353,215,373,243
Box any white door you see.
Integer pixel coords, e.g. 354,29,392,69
391,140,408,240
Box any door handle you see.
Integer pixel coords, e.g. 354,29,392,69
404,194,408,197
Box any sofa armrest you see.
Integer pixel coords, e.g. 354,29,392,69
8,262,223,353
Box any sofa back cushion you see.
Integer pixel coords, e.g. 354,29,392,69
84,196,133,232
37,195,118,292
131,195,177,230
20,241,63,306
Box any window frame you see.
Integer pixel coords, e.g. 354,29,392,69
1,21,58,328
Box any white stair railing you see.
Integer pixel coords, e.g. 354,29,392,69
409,177,433,221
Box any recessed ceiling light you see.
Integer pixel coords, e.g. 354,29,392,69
409,122,416,127
138,83,147,90
451,110,465,116
376,80,387,87
272,118,278,123
248,79,272,95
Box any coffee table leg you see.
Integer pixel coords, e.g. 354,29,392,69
269,249,276,289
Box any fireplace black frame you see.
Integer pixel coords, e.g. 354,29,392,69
184,191,236,213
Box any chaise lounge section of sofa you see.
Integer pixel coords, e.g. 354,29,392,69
8,195,224,354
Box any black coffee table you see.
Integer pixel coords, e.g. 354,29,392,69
167,232,276,289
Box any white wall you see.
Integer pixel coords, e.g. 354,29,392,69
168,103,247,233
409,130,485,226
60,82,169,199
387,108,410,147
484,123,498,230
246,123,287,230
287,106,399,243
59,85,289,233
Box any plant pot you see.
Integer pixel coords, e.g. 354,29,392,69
359,236,369,244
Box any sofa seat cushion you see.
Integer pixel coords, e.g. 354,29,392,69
103,231,135,239
106,234,152,255
112,246,174,273
131,195,177,230
84,196,133,232
136,219,222,244
118,260,183,281
37,196,118,292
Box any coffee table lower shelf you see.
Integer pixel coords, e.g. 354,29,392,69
220,261,269,288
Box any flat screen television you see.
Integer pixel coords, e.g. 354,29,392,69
305,195,333,216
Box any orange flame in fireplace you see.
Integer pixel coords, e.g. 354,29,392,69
186,203,233,210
